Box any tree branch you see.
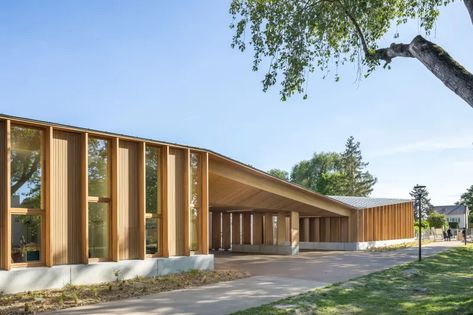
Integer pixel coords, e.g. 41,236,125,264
465,0,473,24
370,42,413,63
336,0,369,56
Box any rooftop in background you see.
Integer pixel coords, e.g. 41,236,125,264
433,205,468,215
328,196,412,209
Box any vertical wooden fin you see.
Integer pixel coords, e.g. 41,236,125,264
200,152,209,254
81,132,89,264
111,137,119,261
161,145,170,257
45,126,53,267
138,142,146,259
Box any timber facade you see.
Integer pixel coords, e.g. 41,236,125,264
0,114,414,293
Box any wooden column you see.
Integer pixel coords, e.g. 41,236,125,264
231,212,241,245
222,212,231,249
290,211,299,251
111,137,119,261
277,213,286,245
242,212,251,244
45,126,53,267
137,142,146,259
252,213,263,245
80,132,89,264
183,149,190,256
264,213,273,245
161,145,170,257
2,120,11,270
200,152,209,254
211,211,221,249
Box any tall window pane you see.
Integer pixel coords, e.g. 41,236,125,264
88,138,110,197
145,146,160,255
11,126,43,209
11,215,41,263
88,202,109,259
190,153,201,251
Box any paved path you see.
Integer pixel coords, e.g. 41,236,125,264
52,241,461,315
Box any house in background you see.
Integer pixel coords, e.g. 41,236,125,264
433,205,469,229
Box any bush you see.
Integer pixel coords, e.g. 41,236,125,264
427,211,448,229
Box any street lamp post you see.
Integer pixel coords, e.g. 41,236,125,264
414,185,426,262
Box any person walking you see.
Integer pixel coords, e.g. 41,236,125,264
447,227,453,241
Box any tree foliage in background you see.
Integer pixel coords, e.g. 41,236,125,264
427,211,448,229
410,185,433,220
267,168,289,181
230,0,473,108
339,136,377,196
458,184,473,224
269,136,376,196
290,152,344,195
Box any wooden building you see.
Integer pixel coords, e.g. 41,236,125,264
0,114,414,293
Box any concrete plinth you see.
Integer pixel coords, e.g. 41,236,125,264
231,244,298,255
300,238,415,251
0,254,214,294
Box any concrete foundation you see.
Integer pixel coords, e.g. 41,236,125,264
231,244,299,255
300,238,415,251
0,254,214,294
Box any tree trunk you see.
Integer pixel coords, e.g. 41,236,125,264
465,0,473,24
408,35,473,109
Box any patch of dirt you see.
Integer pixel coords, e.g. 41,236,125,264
0,269,248,315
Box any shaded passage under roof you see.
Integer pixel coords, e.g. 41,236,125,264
328,196,411,209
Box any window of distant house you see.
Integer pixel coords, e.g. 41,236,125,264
145,146,161,255
10,125,44,264
189,152,201,252
88,137,111,260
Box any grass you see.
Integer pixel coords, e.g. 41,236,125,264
0,269,247,315
234,245,473,315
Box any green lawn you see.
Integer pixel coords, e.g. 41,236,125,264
234,245,473,315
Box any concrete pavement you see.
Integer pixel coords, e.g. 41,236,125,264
50,241,461,315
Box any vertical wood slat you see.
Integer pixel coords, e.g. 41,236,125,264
137,142,146,259
81,132,88,264
252,213,263,245
303,218,310,242
222,212,231,249
242,213,251,244
161,145,170,257
0,121,4,269
211,211,221,249
277,213,286,245
200,152,209,254
183,149,190,256
45,126,53,266
264,213,273,245
231,213,241,245
111,138,119,261
290,211,299,249
2,120,11,270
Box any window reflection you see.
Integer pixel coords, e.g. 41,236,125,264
11,215,41,263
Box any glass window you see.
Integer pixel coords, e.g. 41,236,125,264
88,138,110,197
88,202,109,259
145,146,160,214
11,126,43,209
146,218,158,254
190,153,201,251
145,146,161,255
11,215,41,263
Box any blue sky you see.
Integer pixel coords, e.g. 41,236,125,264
0,1,472,205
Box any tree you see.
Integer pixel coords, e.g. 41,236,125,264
427,211,448,229
338,136,377,196
290,152,344,195
230,0,473,108
267,168,289,181
458,184,473,224
410,185,433,220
